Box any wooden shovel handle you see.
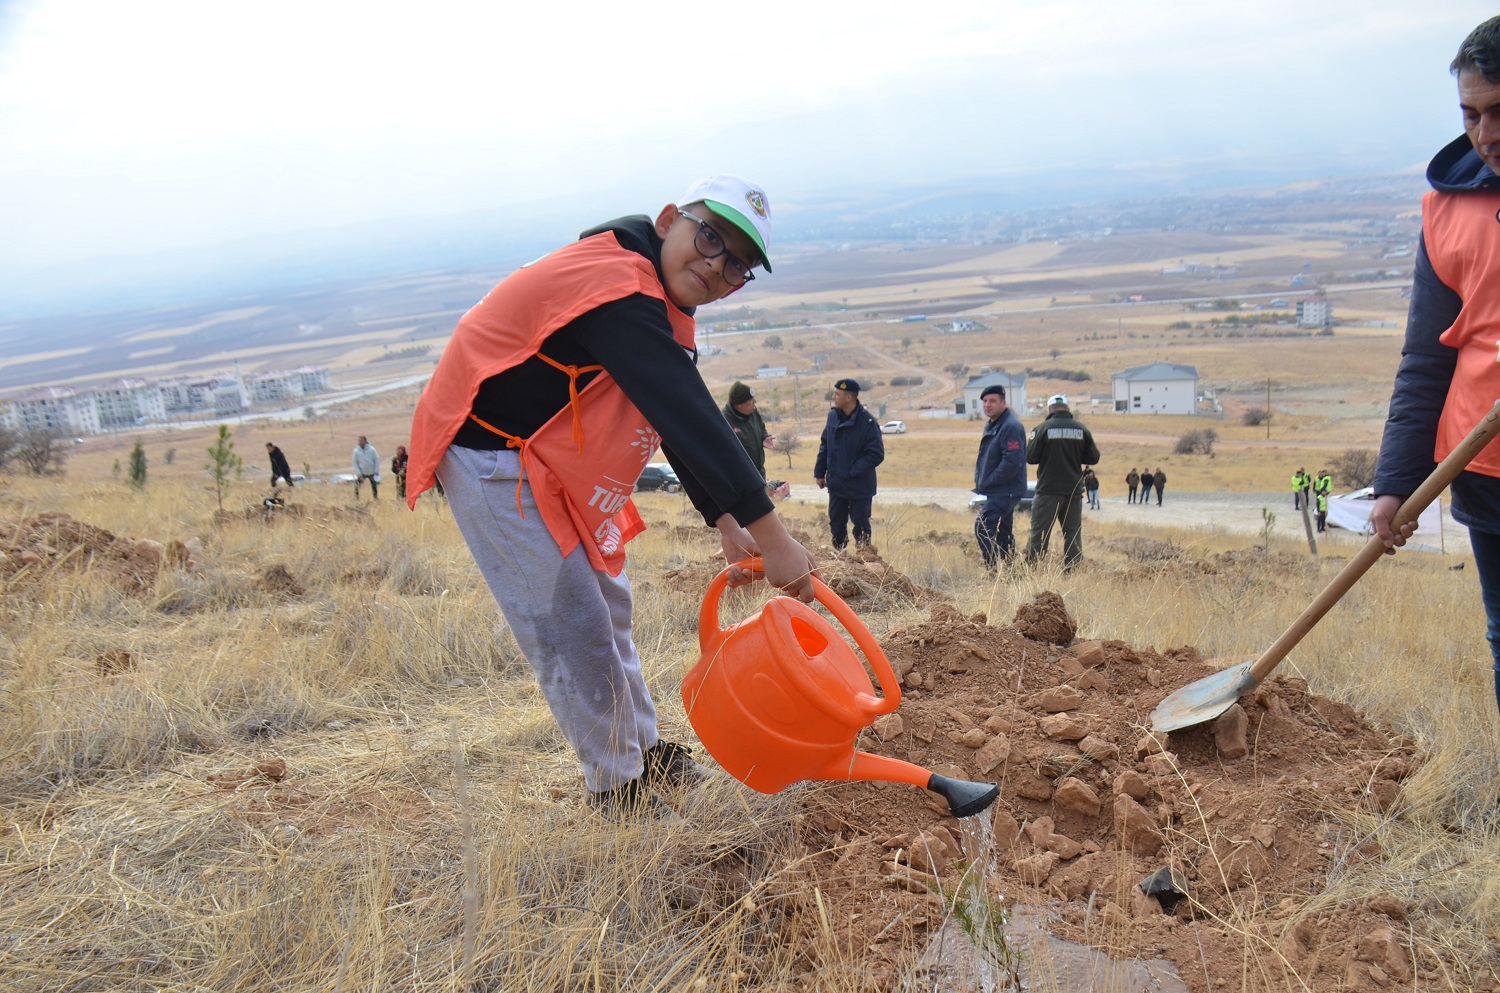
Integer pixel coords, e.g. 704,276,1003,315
1246,400,1500,684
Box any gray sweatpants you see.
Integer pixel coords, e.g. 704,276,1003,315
437,445,658,793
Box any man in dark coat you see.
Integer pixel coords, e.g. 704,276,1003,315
1374,14,1500,722
1025,394,1100,569
266,443,295,488
972,384,1027,570
814,378,884,550
722,381,771,479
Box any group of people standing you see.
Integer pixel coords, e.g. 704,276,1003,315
1124,467,1166,505
1291,467,1334,532
973,390,1099,572
262,435,413,502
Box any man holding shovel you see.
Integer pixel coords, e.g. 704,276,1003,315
1373,14,1500,718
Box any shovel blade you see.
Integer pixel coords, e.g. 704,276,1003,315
1149,660,1258,732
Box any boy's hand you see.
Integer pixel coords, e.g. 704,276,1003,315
716,517,761,587
726,512,817,602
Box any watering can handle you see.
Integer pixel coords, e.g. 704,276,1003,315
701,558,903,719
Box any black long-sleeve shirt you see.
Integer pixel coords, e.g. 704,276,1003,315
451,215,773,527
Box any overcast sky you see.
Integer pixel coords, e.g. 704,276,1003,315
0,1,1494,277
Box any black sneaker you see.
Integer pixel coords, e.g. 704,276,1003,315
642,740,708,790
587,777,679,822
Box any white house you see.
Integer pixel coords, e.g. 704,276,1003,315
1112,362,1199,414
1296,296,1331,327
960,369,1028,419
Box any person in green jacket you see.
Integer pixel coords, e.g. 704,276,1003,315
722,381,771,479
1292,467,1310,510
1025,394,1100,569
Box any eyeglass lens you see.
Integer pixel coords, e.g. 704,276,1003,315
684,212,753,285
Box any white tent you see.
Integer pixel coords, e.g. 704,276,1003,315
1325,490,1443,548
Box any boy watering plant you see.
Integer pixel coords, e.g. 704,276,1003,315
406,176,817,818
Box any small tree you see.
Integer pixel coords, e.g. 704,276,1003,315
14,429,68,476
205,425,242,512
764,334,783,350
128,440,147,489
1241,408,1270,427
944,362,971,391
163,447,176,465
772,433,801,470
1330,448,1379,490
0,425,17,471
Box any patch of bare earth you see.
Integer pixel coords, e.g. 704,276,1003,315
772,567,1445,992
0,511,196,592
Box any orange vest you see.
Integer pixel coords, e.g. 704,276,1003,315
1424,189,1500,478
406,231,696,574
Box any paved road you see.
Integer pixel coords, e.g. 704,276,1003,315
781,486,1470,556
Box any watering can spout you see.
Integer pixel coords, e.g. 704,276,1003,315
838,752,1000,819
926,773,1001,819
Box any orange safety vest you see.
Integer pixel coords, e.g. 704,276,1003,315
1424,189,1500,478
406,231,696,574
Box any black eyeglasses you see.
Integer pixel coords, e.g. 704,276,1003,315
677,210,756,286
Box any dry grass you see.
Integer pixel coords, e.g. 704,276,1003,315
1,460,1497,991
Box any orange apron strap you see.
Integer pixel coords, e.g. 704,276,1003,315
466,414,532,517
534,352,604,453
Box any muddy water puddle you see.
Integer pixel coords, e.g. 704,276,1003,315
908,817,1189,993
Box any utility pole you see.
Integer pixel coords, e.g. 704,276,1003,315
1265,378,1271,440
792,372,804,434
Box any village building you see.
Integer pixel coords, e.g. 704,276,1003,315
958,368,1028,418
92,378,167,430
1,385,102,435
1296,296,1331,328
1111,361,1200,414
2,364,332,436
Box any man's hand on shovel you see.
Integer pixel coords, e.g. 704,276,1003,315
1371,494,1419,553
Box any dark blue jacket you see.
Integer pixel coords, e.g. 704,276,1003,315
974,407,1027,510
1374,134,1500,531
814,402,884,499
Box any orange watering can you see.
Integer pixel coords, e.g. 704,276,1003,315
681,560,1000,818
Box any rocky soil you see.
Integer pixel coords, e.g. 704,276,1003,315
752,547,1477,993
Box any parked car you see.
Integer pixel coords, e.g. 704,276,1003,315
635,463,681,493
880,420,907,435
969,480,1037,513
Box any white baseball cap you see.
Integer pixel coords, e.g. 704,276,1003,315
1048,393,1069,407
679,175,772,272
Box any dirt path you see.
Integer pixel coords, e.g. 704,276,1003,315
781,486,1472,556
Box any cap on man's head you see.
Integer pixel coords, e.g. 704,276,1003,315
833,378,862,395
1048,393,1069,408
728,381,754,405
980,384,1005,400
680,175,772,272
